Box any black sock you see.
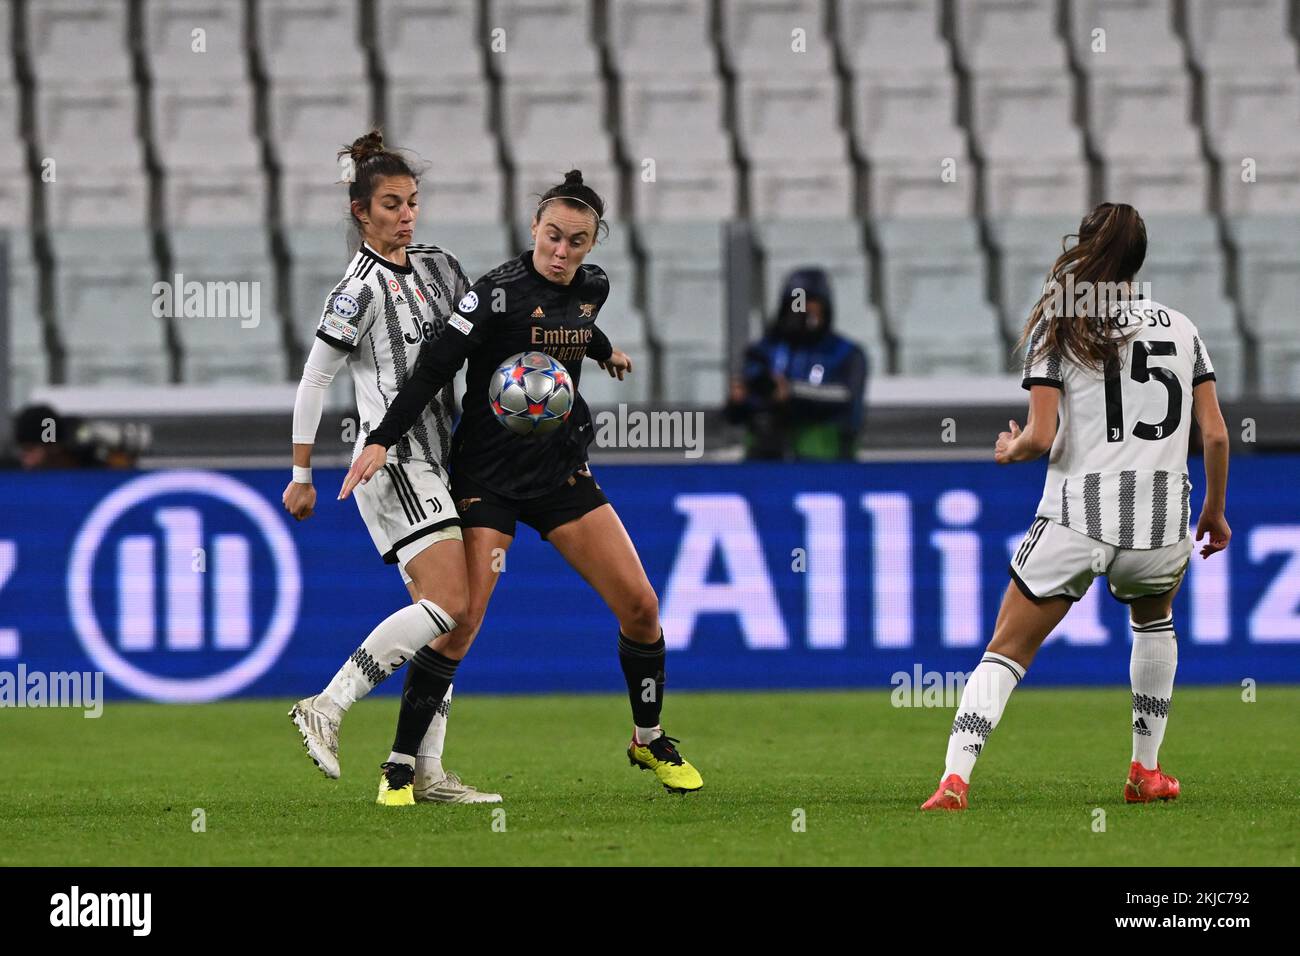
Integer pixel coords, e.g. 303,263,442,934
618,631,665,729
392,647,459,758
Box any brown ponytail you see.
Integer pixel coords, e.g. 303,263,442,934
1018,202,1148,374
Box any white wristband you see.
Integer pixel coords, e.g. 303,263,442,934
292,465,313,485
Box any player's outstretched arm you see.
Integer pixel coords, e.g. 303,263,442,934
1193,379,1230,558
587,324,630,379
994,385,1059,464
284,338,348,519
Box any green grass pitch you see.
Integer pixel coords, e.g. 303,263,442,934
1,687,1296,866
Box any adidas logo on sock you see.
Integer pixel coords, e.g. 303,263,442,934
962,742,982,757
1133,717,1152,737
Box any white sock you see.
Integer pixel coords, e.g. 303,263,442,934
385,752,416,768
942,651,1026,783
321,599,456,714
635,725,663,746
1130,614,1177,769
415,683,452,782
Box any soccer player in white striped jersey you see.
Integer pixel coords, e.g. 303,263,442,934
922,203,1231,811
283,130,498,805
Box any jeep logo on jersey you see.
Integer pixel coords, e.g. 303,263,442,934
67,471,301,702
331,293,359,319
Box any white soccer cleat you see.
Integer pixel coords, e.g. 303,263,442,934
289,695,341,779
414,769,502,804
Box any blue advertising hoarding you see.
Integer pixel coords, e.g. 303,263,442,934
2,457,1297,701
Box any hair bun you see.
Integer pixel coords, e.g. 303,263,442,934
349,130,385,163
563,169,584,186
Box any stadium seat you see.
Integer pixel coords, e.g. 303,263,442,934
642,222,728,404
49,229,169,385
0,89,29,229
1184,0,1298,72
719,0,836,76
953,0,1070,73
619,77,732,164
1231,214,1300,397
385,80,498,169
1227,216,1300,331
876,219,1004,375
5,232,46,407
1067,0,1184,71
501,80,613,166
143,0,249,82
487,0,599,78
35,80,146,228
1139,215,1243,399
420,166,507,229
254,0,365,82
151,84,259,170
987,215,1079,338
834,0,949,75
26,0,133,84
970,73,1082,162
268,83,373,170
629,161,738,222
0,3,14,86
1087,67,1200,161
45,171,150,229
374,0,483,80
984,160,1090,217
735,77,845,164
606,0,715,77
36,83,140,171
163,166,268,229
1102,158,1210,214
1203,71,1300,215
750,164,855,220
169,228,286,384
851,73,959,159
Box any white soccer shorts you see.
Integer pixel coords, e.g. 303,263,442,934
354,459,462,578
1009,516,1193,604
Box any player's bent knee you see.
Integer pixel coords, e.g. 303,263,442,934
619,588,660,639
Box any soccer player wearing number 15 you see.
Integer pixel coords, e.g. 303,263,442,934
921,203,1231,811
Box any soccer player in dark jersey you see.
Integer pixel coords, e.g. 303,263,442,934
340,170,704,793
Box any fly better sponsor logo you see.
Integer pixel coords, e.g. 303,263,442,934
68,471,301,702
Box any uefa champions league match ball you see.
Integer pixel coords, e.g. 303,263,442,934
488,350,574,436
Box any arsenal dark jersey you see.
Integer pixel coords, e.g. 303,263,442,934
366,250,614,499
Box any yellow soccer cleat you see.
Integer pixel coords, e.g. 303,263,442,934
376,761,415,807
627,734,704,793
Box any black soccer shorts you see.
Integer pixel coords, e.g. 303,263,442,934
450,465,609,539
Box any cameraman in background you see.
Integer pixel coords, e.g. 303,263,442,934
11,404,148,470
726,267,868,461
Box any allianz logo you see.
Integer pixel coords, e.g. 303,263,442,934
66,471,300,702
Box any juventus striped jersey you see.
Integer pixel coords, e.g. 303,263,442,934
316,242,470,475
1022,299,1216,549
